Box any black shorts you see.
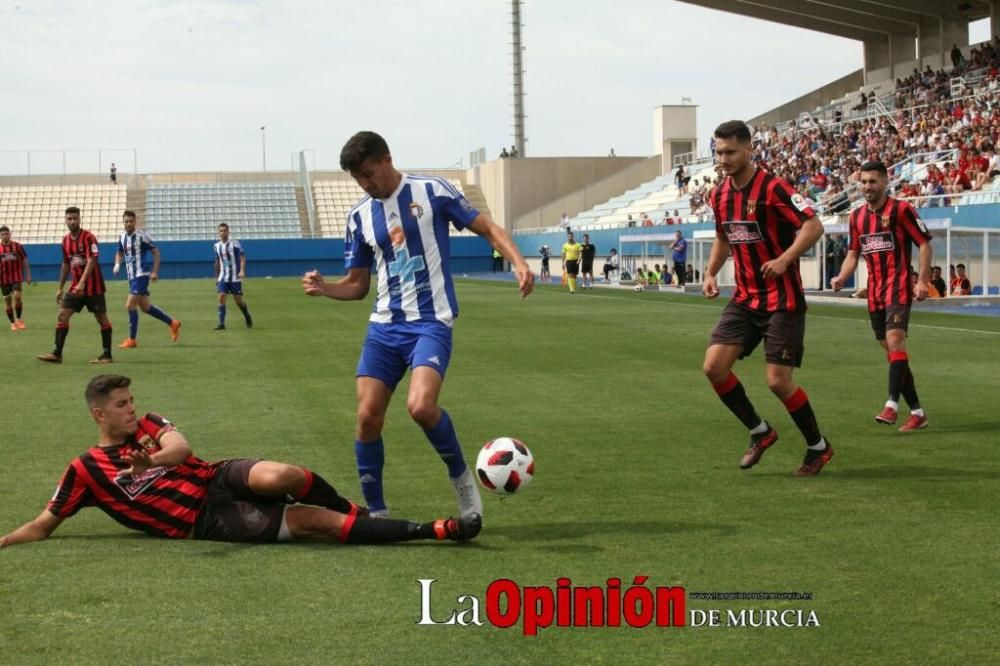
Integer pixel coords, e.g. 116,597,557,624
1,282,21,296
709,301,806,367
565,260,579,277
581,258,594,273
192,458,291,543
541,259,550,271
869,304,911,341
61,292,107,314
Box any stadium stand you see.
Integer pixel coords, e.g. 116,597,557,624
143,182,301,240
0,184,126,243
313,177,476,238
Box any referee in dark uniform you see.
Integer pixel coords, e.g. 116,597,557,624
580,234,596,289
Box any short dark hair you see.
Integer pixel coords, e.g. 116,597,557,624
85,374,131,407
65,206,80,216
714,120,752,144
860,161,888,175
0,225,9,233
122,210,136,220
957,263,966,269
340,131,390,171
218,223,229,230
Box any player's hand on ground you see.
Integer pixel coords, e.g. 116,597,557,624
830,275,844,291
914,280,929,301
514,265,534,298
120,449,155,477
760,257,789,279
703,275,719,299
302,270,326,296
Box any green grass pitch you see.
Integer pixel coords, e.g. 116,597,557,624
1,277,998,664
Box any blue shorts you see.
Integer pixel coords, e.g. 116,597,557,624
128,275,151,296
356,321,453,390
217,280,244,295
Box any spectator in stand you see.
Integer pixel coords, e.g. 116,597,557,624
641,213,653,227
929,266,947,298
608,148,616,158
672,209,681,224
627,214,636,228
951,44,964,70
951,263,972,295
675,164,688,194
499,147,509,158
510,145,519,158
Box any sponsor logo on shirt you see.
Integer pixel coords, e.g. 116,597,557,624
859,232,895,255
722,221,763,245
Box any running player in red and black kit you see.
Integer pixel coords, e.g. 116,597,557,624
37,207,114,364
0,225,32,330
0,375,480,548
831,161,932,432
702,121,833,476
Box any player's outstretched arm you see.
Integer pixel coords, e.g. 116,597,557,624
0,510,64,549
468,214,534,298
302,268,371,301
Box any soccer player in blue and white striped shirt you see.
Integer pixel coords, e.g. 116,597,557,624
213,223,252,330
303,131,533,520
112,211,181,348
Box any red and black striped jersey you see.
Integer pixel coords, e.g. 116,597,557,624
0,240,27,285
47,413,218,539
848,197,932,312
710,169,815,312
62,229,105,295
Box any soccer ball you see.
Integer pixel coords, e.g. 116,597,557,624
475,437,534,495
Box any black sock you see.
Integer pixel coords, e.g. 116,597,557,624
344,516,429,544
14,303,22,319
712,373,762,430
54,324,69,355
238,304,251,322
4,308,12,323
783,388,824,447
100,325,112,356
293,470,355,514
888,357,908,402
901,368,921,410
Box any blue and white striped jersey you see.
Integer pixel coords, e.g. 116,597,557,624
214,239,245,282
345,174,479,327
118,230,156,280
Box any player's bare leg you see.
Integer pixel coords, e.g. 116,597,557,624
355,377,393,516
704,343,777,468
409,366,482,518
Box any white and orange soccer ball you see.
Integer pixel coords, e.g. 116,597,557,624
475,437,534,495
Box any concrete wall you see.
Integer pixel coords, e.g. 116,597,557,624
471,156,646,231
748,70,864,127
511,156,662,231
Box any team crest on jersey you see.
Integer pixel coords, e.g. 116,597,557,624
881,215,891,229
746,199,757,217
722,221,763,245
409,202,425,219
790,193,809,212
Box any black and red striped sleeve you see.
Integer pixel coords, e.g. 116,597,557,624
768,178,814,229
47,460,94,518
137,413,176,445
898,201,932,245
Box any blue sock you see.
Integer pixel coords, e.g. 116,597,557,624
128,310,139,339
146,304,173,325
423,409,467,479
355,437,386,512
218,305,226,326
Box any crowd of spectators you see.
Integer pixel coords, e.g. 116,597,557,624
743,37,1000,215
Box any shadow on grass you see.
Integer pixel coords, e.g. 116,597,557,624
749,465,998,480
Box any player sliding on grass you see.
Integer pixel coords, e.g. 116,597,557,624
701,121,833,476
830,161,932,432
0,375,480,548
302,131,533,520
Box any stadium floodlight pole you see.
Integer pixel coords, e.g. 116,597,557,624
511,0,526,157
260,126,267,172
